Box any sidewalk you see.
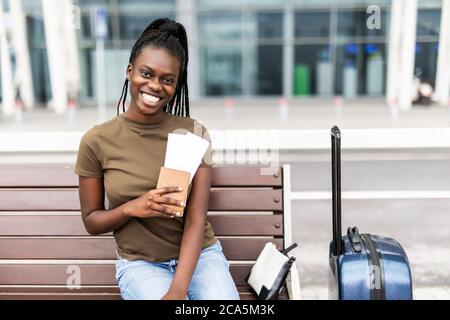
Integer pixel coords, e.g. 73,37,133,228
1,98,449,132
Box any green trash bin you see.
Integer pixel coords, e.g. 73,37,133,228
294,64,310,96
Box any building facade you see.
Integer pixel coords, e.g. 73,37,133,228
0,0,447,111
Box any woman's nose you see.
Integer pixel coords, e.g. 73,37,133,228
147,77,162,92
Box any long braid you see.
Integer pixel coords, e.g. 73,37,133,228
116,18,190,118
122,80,128,113
116,79,127,116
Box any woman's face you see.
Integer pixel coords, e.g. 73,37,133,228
127,45,181,117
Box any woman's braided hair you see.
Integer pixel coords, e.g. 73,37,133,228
117,18,189,117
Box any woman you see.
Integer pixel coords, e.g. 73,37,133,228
75,18,239,300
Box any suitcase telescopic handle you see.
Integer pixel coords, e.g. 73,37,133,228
331,126,343,256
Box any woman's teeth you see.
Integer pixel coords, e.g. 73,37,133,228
142,92,161,104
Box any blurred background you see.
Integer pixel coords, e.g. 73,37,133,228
0,0,449,114
1,0,450,300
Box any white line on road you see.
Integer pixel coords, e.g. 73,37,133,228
291,191,450,200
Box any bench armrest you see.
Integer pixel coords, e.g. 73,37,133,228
286,259,301,300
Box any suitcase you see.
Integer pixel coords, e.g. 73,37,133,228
328,126,413,300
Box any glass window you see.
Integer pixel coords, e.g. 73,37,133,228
197,0,242,9
246,0,286,8
292,0,331,9
256,45,283,95
26,16,46,46
80,14,93,40
22,0,43,14
335,0,390,7
416,9,441,37
257,13,283,39
337,9,387,38
73,0,110,8
29,49,51,102
414,43,439,87
198,12,242,43
417,0,442,8
117,0,175,11
80,12,113,41
415,7,440,88
335,43,386,96
201,46,242,96
294,45,331,96
295,11,330,38
119,14,175,40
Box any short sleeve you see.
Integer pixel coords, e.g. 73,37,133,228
74,130,103,177
199,124,214,167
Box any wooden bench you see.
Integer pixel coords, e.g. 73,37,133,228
0,164,300,300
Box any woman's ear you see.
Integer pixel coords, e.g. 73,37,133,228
126,63,133,81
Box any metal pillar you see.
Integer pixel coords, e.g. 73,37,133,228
63,0,81,105
386,0,418,110
9,0,34,110
398,0,418,110
386,0,402,105
0,0,15,116
283,0,294,98
42,0,68,114
176,0,199,101
434,0,450,106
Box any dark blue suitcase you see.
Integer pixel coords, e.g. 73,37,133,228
328,126,413,300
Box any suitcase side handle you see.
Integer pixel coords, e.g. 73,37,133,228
347,226,362,253
331,125,343,256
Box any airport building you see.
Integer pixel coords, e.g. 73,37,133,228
0,0,449,114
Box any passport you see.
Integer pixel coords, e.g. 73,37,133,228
156,167,190,217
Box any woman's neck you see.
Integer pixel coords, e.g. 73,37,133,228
123,105,167,125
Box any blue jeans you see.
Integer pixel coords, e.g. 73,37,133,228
115,240,240,300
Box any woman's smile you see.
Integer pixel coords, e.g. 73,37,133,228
140,90,163,107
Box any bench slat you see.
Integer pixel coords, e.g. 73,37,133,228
0,165,282,188
0,165,77,188
0,264,253,286
0,285,290,300
0,238,283,260
209,189,282,211
0,189,283,211
0,293,257,300
0,214,283,237
0,285,257,294
0,286,258,300
211,166,282,187
0,293,123,300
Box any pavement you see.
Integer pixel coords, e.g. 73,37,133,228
0,97,449,132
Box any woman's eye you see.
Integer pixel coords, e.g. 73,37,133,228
140,71,151,78
163,79,175,85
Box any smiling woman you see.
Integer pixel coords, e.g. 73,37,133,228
74,18,239,301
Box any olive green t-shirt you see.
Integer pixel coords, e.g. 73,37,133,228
74,112,217,262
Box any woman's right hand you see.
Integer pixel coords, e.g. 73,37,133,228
123,186,184,219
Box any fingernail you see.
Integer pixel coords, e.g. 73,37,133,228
178,187,183,191
176,212,181,217
180,201,184,207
